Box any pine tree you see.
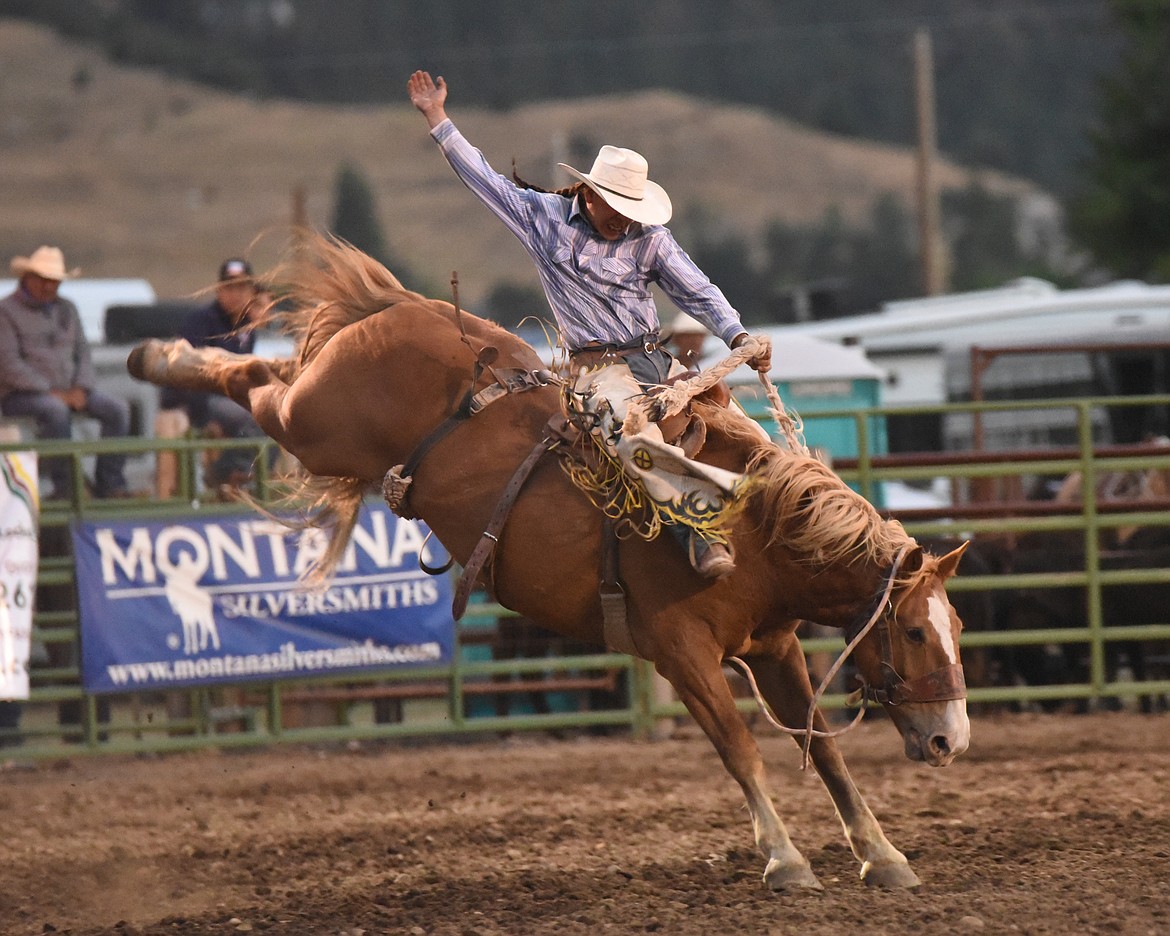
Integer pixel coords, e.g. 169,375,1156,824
1069,0,1170,281
331,162,391,268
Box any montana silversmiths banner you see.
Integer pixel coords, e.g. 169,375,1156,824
74,502,454,693
1,451,38,701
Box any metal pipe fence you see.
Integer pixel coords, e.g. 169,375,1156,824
3,393,1169,759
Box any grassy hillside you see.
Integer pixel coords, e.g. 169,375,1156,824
1,19,1040,308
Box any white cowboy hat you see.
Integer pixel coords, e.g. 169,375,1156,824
10,245,79,281
559,145,672,226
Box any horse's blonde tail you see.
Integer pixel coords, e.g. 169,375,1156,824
241,473,369,585
300,475,368,584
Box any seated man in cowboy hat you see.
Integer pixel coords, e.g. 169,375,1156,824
0,246,130,499
408,70,770,580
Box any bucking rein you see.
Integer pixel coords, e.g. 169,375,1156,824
377,274,892,767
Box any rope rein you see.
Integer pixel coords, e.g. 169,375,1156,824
725,542,915,772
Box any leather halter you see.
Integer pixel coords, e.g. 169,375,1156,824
843,563,967,707
728,543,966,773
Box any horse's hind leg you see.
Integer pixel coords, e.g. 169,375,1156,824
655,641,823,892
129,338,243,394
745,634,921,888
128,339,296,449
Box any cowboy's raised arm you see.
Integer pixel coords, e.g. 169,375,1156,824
408,70,448,129
408,70,533,242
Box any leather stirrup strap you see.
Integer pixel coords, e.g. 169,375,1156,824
451,414,568,620
393,369,553,517
599,517,640,658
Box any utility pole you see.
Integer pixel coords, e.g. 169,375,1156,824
914,28,946,296
292,184,308,231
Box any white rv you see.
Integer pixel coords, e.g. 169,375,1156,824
774,278,1170,452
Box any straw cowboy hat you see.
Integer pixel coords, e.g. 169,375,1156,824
559,145,672,226
10,246,79,281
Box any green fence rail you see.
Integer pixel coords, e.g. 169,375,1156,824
3,392,1169,759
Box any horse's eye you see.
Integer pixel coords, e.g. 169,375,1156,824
906,627,926,644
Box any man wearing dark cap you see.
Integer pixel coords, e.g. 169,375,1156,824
161,258,266,489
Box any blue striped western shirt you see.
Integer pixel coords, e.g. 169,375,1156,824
430,119,746,351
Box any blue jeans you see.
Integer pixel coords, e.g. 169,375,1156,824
0,700,19,748
202,394,263,439
201,395,271,484
2,389,130,497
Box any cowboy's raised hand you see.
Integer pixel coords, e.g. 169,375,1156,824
408,70,447,122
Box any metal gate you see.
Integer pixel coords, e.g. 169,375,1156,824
3,395,1170,761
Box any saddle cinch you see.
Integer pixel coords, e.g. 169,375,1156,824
381,354,734,634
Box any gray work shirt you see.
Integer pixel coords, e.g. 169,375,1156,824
0,288,95,399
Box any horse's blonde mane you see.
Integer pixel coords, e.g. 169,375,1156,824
746,446,914,571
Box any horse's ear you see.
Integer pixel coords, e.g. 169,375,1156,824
936,541,970,580
901,545,925,575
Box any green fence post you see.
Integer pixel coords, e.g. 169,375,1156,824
267,682,283,737
629,658,655,739
181,437,196,499
84,694,100,749
450,624,466,729
1077,400,1106,704
854,411,873,503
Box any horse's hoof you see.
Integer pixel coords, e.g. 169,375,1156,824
764,858,824,892
127,340,167,382
126,343,149,381
860,860,921,889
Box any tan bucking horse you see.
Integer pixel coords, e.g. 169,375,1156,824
128,235,970,892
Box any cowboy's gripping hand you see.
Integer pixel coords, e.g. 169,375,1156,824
408,70,448,128
732,333,773,374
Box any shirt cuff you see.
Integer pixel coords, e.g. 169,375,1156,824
430,118,456,145
720,324,747,347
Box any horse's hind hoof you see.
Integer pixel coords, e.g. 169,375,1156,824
126,342,153,381
860,859,921,889
764,858,823,892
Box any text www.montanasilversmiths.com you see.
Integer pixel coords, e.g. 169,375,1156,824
104,639,444,687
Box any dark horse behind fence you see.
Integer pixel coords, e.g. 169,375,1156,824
128,235,970,892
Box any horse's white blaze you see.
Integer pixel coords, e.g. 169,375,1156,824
926,594,957,664
943,698,971,757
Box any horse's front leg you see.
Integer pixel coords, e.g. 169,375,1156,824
745,633,921,888
655,639,823,892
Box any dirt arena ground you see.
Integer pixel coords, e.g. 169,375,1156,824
1,711,1167,936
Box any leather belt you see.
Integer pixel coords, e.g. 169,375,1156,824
570,334,662,369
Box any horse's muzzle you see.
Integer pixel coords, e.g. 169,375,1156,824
901,700,970,767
